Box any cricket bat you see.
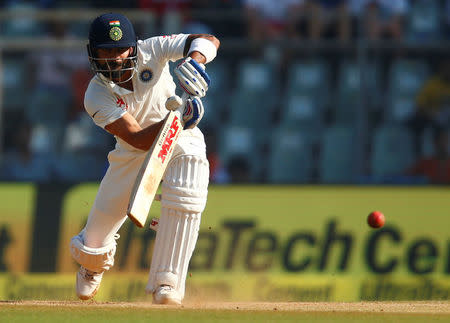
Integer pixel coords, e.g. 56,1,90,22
127,95,184,228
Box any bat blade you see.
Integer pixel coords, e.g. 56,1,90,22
127,110,183,227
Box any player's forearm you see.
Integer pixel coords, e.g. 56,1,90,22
127,120,165,151
106,115,165,151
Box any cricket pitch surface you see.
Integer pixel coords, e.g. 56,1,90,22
1,300,449,323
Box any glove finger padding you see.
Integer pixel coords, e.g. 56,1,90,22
174,58,210,98
183,97,204,129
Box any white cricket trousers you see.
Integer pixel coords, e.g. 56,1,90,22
82,127,207,248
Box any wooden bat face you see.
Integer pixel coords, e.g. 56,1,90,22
127,110,183,228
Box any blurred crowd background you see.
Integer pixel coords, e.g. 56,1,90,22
0,0,449,185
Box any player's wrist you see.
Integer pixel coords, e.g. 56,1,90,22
187,37,217,64
188,51,206,64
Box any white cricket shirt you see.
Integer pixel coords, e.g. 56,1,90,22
84,33,189,152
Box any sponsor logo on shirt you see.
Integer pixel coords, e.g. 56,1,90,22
116,97,129,111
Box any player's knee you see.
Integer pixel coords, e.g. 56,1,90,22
162,155,209,213
70,230,117,273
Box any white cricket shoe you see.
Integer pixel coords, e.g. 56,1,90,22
152,285,182,305
76,266,103,300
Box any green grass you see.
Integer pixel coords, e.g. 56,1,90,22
1,306,449,323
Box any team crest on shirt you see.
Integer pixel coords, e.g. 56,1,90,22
109,26,122,41
139,69,153,82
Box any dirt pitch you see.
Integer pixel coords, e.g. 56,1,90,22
2,300,449,314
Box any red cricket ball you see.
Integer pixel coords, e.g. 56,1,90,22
367,211,385,229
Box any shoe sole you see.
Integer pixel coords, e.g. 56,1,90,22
152,294,181,305
77,285,99,301
76,273,99,301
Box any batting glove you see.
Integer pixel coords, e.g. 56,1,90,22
182,96,204,129
165,95,204,129
174,57,211,98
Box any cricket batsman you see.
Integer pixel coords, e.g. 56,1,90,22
69,13,220,305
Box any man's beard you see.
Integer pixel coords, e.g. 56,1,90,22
110,70,122,81
101,60,131,81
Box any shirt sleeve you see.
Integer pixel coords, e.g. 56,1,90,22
84,85,126,129
141,34,189,64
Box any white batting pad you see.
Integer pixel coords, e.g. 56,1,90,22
70,230,117,273
146,154,209,299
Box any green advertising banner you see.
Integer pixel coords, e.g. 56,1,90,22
0,184,35,273
57,185,450,276
0,273,449,302
0,184,449,301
